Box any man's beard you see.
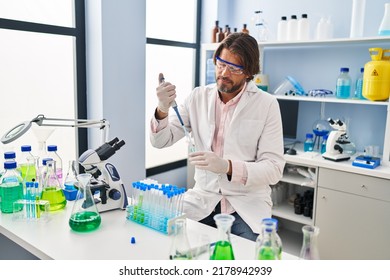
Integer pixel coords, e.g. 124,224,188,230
217,76,245,94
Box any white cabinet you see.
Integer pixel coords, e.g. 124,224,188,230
316,168,390,259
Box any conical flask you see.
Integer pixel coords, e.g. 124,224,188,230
41,160,66,211
169,218,192,260
69,173,101,232
299,225,320,260
210,213,235,260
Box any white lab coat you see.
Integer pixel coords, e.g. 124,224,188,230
150,80,286,233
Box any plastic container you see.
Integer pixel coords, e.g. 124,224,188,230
273,76,305,96
277,16,288,41
297,14,310,40
336,67,352,99
350,0,366,38
287,15,298,41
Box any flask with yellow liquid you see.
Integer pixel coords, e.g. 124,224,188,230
362,48,390,101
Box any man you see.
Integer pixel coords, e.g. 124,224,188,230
150,32,285,241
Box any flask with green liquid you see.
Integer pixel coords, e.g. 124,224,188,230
255,218,282,260
210,213,235,260
255,219,280,260
0,161,24,213
41,160,66,211
69,173,101,232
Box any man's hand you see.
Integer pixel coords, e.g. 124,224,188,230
188,151,229,174
156,73,176,114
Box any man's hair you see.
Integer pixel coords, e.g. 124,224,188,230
213,32,260,81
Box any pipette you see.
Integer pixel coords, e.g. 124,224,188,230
159,75,195,152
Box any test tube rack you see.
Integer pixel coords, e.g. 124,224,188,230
12,199,50,222
126,180,187,235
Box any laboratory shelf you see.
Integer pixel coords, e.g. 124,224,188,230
274,95,389,106
280,172,316,188
277,227,302,257
272,201,313,226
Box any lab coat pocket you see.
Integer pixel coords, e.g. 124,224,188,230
239,120,264,146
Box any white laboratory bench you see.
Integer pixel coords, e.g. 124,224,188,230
0,201,297,260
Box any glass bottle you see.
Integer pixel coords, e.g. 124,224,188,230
210,213,235,260
21,156,39,184
47,145,63,183
304,133,314,152
378,3,390,36
69,173,101,232
216,27,224,43
241,23,249,34
354,67,365,99
169,218,192,260
18,145,34,176
41,160,67,211
255,218,282,260
211,20,219,43
336,67,352,99
63,160,78,201
0,161,24,213
299,225,320,260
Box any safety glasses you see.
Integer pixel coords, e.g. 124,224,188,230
215,56,244,75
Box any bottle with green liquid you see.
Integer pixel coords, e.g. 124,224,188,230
255,219,280,260
255,218,282,260
69,173,101,232
0,161,24,214
210,213,235,260
41,160,66,211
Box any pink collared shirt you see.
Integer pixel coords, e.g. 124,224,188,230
213,85,248,214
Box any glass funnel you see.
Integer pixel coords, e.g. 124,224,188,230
210,213,235,260
69,173,101,232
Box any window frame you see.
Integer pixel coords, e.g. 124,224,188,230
145,0,202,177
0,0,87,156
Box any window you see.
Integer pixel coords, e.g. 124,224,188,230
145,0,201,173
0,0,86,173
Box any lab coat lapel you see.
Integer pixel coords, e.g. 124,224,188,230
231,82,258,120
206,88,217,150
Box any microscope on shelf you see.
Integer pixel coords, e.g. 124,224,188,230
78,137,129,212
322,118,351,162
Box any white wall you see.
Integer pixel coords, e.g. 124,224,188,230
85,0,146,192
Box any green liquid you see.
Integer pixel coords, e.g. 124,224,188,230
258,246,277,260
40,187,67,211
0,183,23,213
20,164,37,182
69,211,101,232
210,241,235,260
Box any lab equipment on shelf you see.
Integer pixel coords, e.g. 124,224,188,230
322,118,354,161
209,214,235,260
273,76,305,96
126,180,186,235
362,48,390,101
47,145,63,183
336,67,352,99
354,67,365,99
303,133,314,152
378,3,390,36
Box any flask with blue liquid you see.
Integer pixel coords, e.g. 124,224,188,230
336,67,352,99
304,133,314,152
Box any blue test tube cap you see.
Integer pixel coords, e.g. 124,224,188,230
131,237,136,244
21,145,32,152
4,151,16,159
47,145,58,152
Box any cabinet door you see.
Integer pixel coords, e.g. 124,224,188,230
316,187,390,260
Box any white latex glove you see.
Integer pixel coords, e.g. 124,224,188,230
188,151,229,174
157,73,176,113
